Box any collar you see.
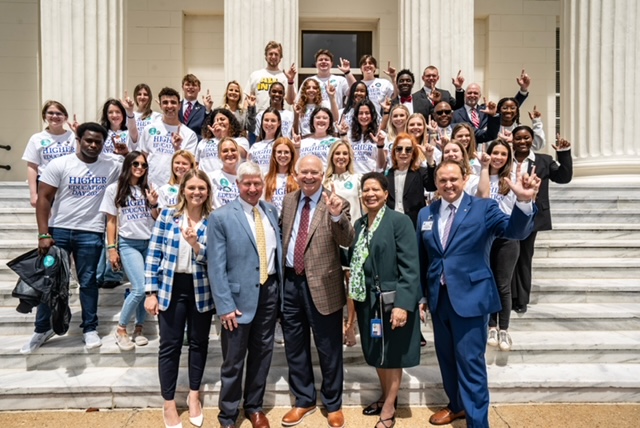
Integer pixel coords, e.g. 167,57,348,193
238,197,259,215
300,186,323,205
439,193,464,216
514,150,536,163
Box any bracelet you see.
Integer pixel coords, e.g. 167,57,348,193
288,81,294,85
343,70,351,75
126,114,134,119
107,244,117,250
149,203,159,209
145,291,157,296
38,234,52,240
377,145,385,149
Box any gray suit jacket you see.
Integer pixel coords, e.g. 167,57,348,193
207,198,283,324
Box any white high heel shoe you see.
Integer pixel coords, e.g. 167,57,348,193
186,395,204,427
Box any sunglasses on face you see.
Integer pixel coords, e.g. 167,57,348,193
435,110,452,116
395,146,413,154
132,161,149,169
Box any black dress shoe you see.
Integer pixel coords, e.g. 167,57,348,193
101,281,122,289
513,304,528,314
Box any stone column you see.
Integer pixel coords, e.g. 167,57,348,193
561,0,640,176
40,0,124,123
224,0,298,86
399,0,474,92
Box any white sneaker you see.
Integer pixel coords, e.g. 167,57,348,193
274,322,285,345
487,328,499,347
83,331,102,349
114,330,135,351
499,330,512,351
20,330,54,354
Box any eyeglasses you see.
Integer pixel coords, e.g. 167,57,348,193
434,110,452,116
46,112,65,117
395,146,413,154
132,161,149,169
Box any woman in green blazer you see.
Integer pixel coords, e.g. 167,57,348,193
349,172,422,428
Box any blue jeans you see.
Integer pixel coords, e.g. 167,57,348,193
35,228,103,333
118,237,149,327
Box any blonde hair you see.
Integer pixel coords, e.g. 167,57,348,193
174,170,213,219
169,150,196,185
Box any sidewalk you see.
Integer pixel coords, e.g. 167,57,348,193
1,404,638,427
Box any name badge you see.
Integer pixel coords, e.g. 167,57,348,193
421,221,433,231
371,318,382,338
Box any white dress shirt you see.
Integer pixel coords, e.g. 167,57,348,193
238,198,277,275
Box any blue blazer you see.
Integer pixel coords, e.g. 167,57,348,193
417,193,536,318
179,100,207,140
207,198,283,324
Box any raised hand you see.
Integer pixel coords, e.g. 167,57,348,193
421,142,436,165
245,93,257,109
505,167,538,202
552,134,571,151
517,68,531,92
369,131,386,147
284,63,297,82
477,151,491,168
326,82,336,98
382,61,396,81
337,57,351,74
498,129,512,144
121,90,135,114
528,105,542,121
67,114,79,133
451,70,464,90
338,118,349,136
146,185,159,206
481,98,497,116
180,217,198,247
429,87,442,104
202,89,213,111
381,97,392,114
426,119,438,134
172,124,183,150
323,183,344,216
292,131,301,149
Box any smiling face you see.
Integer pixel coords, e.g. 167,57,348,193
226,83,241,103
304,80,320,100
274,143,292,168
331,143,350,173
357,105,372,127
315,54,333,73
453,127,471,149
391,108,408,131
489,143,510,174
407,117,425,138
422,67,439,88
360,58,377,78
465,84,481,107
433,102,453,128
262,112,280,139
182,81,200,101
135,88,150,109
397,73,414,96
513,128,534,156
394,138,414,171
172,155,193,180
265,47,282,68
436,163,467,203
44,105,67,130
500,100,518,124
212,113,230,138
218,140,239,169
361,178,388,213
131,155,148,179
296,156,324,196
237,174,264,206
107,104,123,130
183,176,209,208
160,95,180,121
443,143,463,162
353,83,367,104
269,84,284,106
312,110,330,135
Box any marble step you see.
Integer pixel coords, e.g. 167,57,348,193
0,223,38,240
549,182,640,199
551,209,640,224
0,208,36,224
532,258,640,278
533,239,640,258
0,240,39,260
1,302,639,335
537,224,640,240
550,196,640,210
531,278,640,303
0,362,638,411
2,330,638,372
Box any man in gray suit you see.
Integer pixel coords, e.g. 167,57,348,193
208,161,283,428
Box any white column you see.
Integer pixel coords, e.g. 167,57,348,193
40,0,124,123
561,0,640,176
224,0,298,86
399,0,474,92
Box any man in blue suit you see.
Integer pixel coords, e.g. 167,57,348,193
417,160,539,427
179,74,208,140
208,161,283,428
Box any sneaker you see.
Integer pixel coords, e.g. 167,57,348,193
20,330,54,354
114,330,135,351
132,328,149,346
487,328,499,347
499,330,512,351
83,331,102,349
274,322,285,345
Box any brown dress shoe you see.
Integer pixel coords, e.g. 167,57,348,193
281,406,317,426
429,407,466,425
327,410,345,428
247,411,270,428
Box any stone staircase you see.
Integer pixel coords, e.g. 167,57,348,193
0,180,639,410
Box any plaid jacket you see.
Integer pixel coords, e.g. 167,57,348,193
144,208,214,312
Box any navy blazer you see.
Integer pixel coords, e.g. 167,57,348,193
385,166,436,227
417,193,536,318
179,100,207,140
207,198,283,324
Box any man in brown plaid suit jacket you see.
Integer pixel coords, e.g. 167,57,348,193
280,155,355,428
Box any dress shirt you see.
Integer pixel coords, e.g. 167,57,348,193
512,150,536,178
238,198,277,275
394,169,408,214
285,187,323,268
182,99,195,115
399,97,414,114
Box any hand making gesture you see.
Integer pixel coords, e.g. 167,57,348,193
323,183,344,216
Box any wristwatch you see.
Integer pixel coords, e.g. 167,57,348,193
145,291,157,296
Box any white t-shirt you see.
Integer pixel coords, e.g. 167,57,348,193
338,108,355,129
299,136,339,169
209,169,239,209
133,111,162,138
300,75,350,109
255,109,294,139
266,173,290,214
490,175,517,215
104,129,133,154
350,137,379,174
158,183,180,209
249,139,275,175
195,138,222,174
362,78,394,115
39,153,121,232
245,68,288,112
138,121,198,187
22,130,76,175
464,174,480,196
99,183,154,240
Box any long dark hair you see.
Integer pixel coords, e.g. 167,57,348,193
100,99,128,131
350,99,379,143
115,151,150,208
496,97,520,125
342,81,369,116
201,107,242,140
487,139,513,196
259,107,282,141
309,106,336,136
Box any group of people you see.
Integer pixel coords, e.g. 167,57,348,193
19,39,573,428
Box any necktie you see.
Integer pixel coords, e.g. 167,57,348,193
184,101,193,123
293,197,311,275
441,204,456,249
400,95,412,103
253,206,268,284
471,107,480,128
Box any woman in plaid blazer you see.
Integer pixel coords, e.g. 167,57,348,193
144,169,214,428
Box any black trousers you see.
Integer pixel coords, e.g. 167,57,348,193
218,275,278,426
511,231,538,308
489,238,520,330
281,268,343,412
158,273,214,401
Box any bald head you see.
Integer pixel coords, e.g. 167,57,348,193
296,155,325,196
